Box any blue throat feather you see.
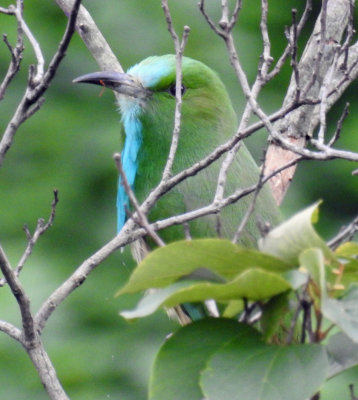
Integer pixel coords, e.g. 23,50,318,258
117,114,142,232
117,56,176,232
116,57,172,233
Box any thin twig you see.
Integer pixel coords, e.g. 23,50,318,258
229,0,243,31
198,0,226,38
10,3,45,85
327,214,358,250
219,0,230,30
31,0,82,99
0,190,59,287
161,0,190,181
114,153,165,247
289,8,301,102
0,320,22,343
327,102,350,147
0,245,34,343
258,0,272,80
0,0,82,168
0,31,24,100
267,0,312,81
232,149,268,243
349,384,358,400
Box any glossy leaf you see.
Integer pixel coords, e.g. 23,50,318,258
322,285,358,343
120,269,291,319
149,319,257,400
260,292,290,341
326,332,358,378
335,242,358,258
259,202,335,265
201,337,328,400
117,239,291,295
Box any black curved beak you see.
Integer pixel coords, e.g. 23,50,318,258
73,71,148,99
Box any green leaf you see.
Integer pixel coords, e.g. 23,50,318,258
149,319,258,400
326,332,358,379
117,239,291,295
341,259,358,287
223,300,244,318
201,338,328,400
299,248,326,292
119,281,193,319
120,269,291,319
335,242,358,258
259,202,335,265
260,292,290,341
322,284,358,343
162,268,291,304
283,270,309,290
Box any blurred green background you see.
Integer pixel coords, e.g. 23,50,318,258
0,0,357,398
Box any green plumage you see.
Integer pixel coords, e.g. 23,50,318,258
118,55,280,246
74,55,280,322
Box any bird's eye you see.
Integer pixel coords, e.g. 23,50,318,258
168,84,186,96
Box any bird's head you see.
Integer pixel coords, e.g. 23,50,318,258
73,54,236,131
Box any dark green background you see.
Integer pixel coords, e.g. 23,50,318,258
0,1,357,398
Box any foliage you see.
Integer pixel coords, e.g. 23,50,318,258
118,203,358,399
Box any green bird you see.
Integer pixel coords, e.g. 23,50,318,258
74,55,280,321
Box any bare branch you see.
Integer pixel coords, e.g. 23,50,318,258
0,190,59,287
232,149,268,244
0,320,22,343
31,0,82,99
229,0,243,31
266,0,353,203
258,0,273,80
267,0,312,81
114,153,165,247
198,0,226,38
0,0,82,168
327,214,358,249
161,0,190,181
150,157,303,235
0,244,34,343
55,0,123,73
327,102,350,147
11,4,45,84
219,0,230,30
289,8,301,102
0,32,24,100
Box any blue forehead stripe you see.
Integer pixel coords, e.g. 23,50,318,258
127,56,172,89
